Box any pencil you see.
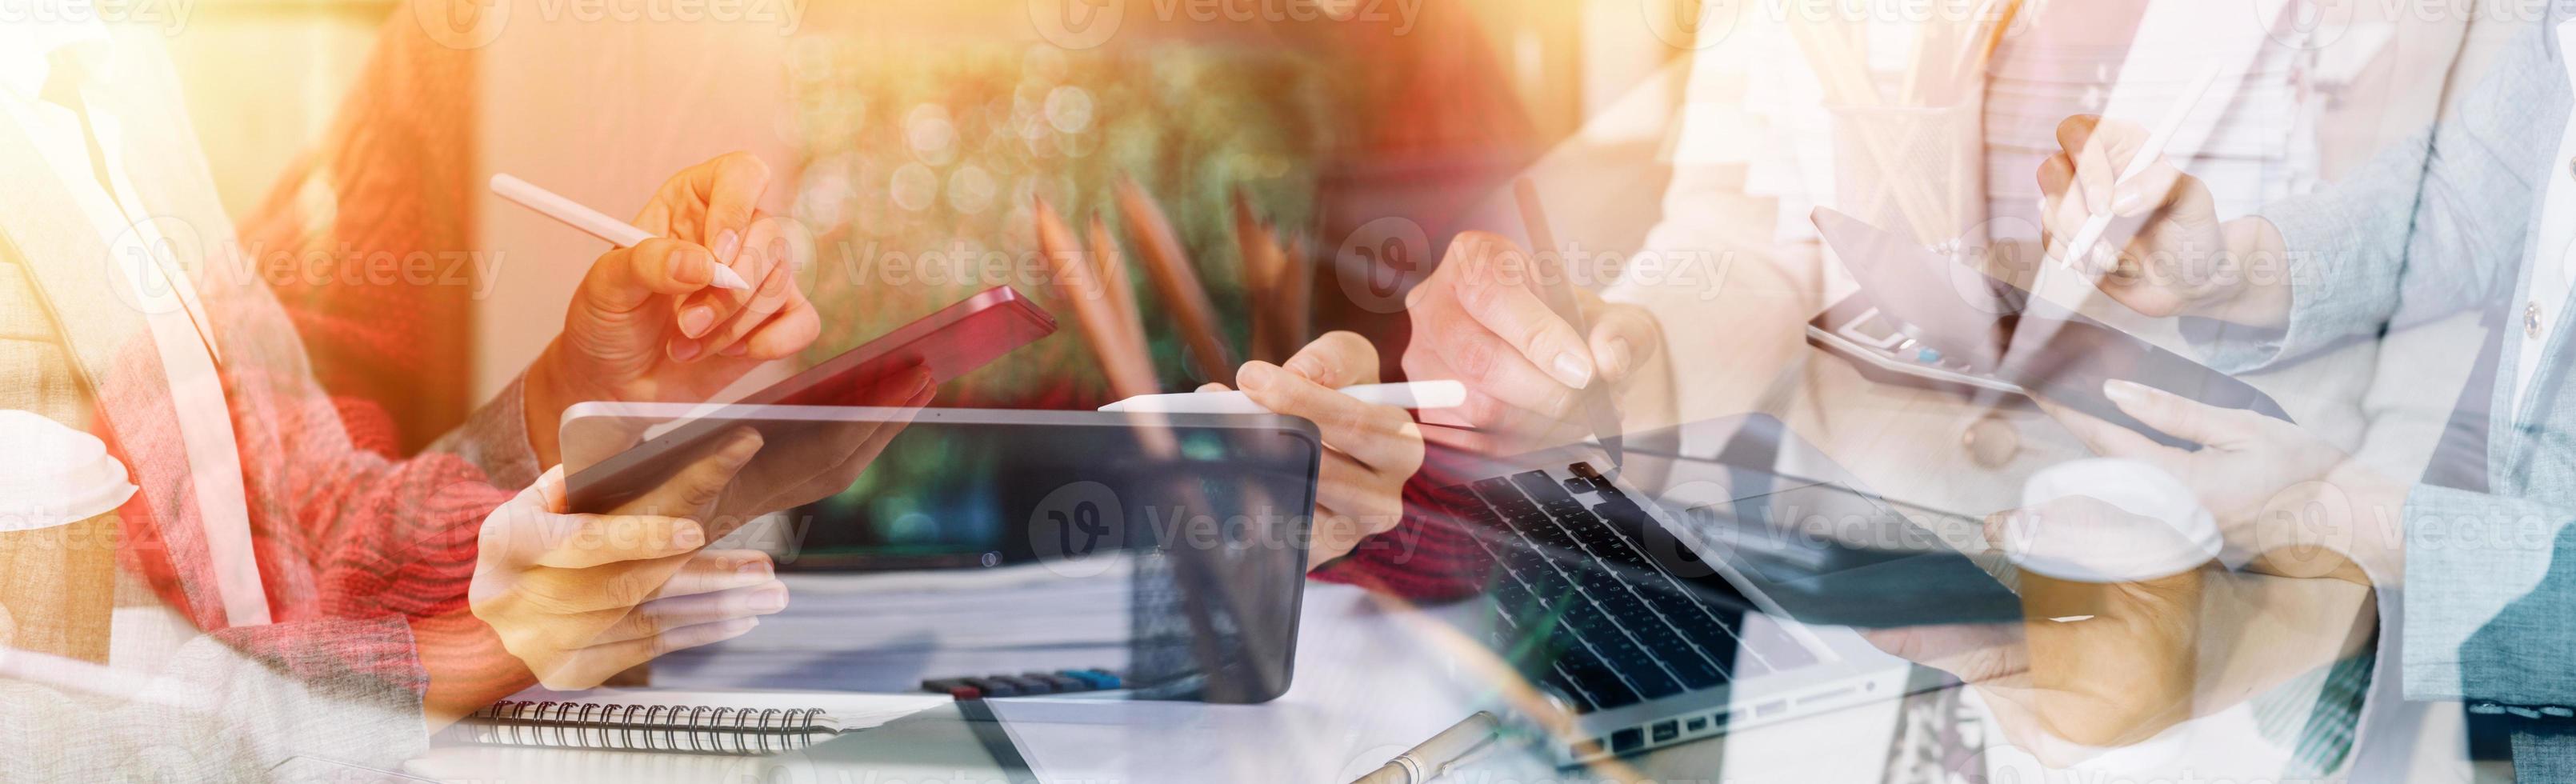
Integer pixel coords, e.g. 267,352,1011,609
1114,178,1237,382
1278,232,1312,362
1034,196,1157,399
1088,213,1150,370
1233,190,1289,362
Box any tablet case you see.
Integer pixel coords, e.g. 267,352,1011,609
1807,207,2290,449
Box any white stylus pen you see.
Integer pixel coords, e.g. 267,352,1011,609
490,173,751,290
2056,62,2227,273
1098,381,1467,414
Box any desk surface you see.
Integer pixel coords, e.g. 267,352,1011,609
410,581,2336,783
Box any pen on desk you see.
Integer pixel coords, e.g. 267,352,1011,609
490,173,751,290
1512,178,1625,473
1098,381,1466,414
2053,62,2226,275
1350,711,1502,784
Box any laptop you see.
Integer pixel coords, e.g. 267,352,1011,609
1426,414,2026,765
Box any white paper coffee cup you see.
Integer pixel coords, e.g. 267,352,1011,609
0,410,138,532
2007,458,2223,583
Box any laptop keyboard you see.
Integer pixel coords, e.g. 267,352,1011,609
1441,464,1818,713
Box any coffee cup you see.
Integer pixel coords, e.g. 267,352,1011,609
0,410,136,531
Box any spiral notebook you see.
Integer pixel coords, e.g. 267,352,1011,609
442,689,951,756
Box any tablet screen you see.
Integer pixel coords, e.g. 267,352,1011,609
562,406,1322,704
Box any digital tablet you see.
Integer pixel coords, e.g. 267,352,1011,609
1809,207,2290,449
560,404,1325,704
562,286,1055,511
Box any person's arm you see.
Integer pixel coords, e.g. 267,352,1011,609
0,618,430,778
2457,524,2576,711
2179,24,2561,372
2397,483,2576,700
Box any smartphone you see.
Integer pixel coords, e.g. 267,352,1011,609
750,286,1057,407
563,286,1057,512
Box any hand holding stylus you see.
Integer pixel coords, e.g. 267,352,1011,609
1397,230,1663,456
1198,333,1426,570
502,154,826,466
2037,116,2289,327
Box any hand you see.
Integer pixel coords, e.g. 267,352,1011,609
525,152,823,465
1400,230,1663,454
1201,332,1426,570
470,437,787,690
1864,498,2208,762
698,366,935,528
2040,116,2286,325
2041,380,2394,583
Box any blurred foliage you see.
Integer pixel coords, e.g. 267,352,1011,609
779,34,1341,553
784,36,1338,410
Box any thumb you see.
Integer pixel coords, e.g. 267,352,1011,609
2102,379,2254,449
578,238,719,316
1588,304,1660,386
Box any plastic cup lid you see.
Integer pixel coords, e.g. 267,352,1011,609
0,410,137,531
2007,458,2222,583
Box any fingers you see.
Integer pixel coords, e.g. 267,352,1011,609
524,514,707,570
641,152,772,266
2101,379,2257,450
1237,361,1425,472
580,238,720,315
674,250,803,362
482,469,710,570
1278,330,1382,388
2034,397,2177,463
730,293,822,362
1446,232,1594,388
538,616,762,690
1310,454,1406,570
590,581,789,645
1855,622,2027,684
677,214,807,354
1588,304,1660,386
2055,115,2123,215
645,549,776,600
610,427,763,518
1417,289,1585,421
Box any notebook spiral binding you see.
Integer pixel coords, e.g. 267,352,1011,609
456,700,838,755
